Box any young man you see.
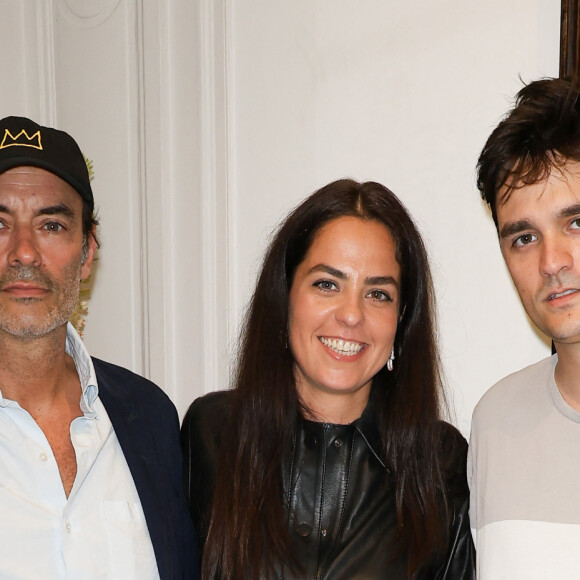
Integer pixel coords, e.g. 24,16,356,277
0,116,198,579
469,78,580,578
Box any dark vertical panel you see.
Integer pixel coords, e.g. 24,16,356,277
555,1,579,355
560,0,580,77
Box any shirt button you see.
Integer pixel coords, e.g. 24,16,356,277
65,521,72,533
321,528,327,537
334,438,342,447
39,452,48,462
296,523,312,537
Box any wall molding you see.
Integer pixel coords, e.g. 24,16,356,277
134,0,151,377
34,0,57,123
200,0,231,393
15,0,233,412
56,0,121,28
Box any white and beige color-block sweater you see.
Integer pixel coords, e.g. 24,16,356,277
468,354,580,579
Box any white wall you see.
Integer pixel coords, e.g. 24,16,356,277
0,1,559,433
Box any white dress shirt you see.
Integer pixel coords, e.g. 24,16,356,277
0,323,160,579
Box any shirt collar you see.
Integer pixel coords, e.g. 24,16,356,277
352,390,386,470
65,322,99,416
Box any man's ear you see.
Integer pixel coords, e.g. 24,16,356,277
80,226,97,280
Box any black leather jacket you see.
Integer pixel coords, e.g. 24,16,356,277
181,391,475,579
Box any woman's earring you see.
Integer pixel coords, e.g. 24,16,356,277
387,347,395,371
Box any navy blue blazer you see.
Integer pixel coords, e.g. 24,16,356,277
94,357,200,580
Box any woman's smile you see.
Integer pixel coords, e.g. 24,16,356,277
319,336,365,356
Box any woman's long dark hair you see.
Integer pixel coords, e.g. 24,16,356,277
203,179,448,579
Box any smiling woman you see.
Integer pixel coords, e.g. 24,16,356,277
181,179,475,579
288,217,400,424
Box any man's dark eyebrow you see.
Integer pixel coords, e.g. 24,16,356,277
500,204,580,239
558,203,580,220
499,220,533,239
0,203,76,218
37,204,76,219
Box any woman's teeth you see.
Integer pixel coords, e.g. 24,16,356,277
320,337,364,355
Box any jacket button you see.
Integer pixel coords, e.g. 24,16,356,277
296,523,312,537
334,438,342,447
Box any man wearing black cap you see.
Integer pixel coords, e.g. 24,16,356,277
0,116,198,579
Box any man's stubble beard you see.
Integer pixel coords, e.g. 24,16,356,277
0,260,83,340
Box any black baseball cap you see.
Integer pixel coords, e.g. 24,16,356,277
0,116,94,211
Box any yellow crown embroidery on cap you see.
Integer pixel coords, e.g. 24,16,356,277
0,129,42,150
